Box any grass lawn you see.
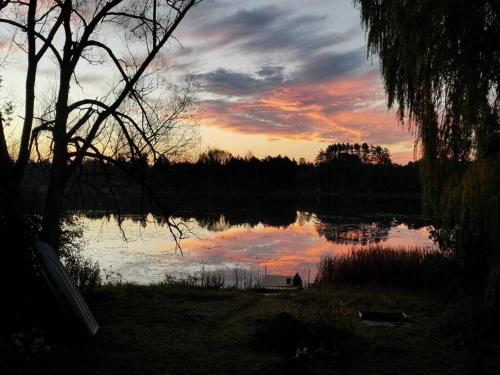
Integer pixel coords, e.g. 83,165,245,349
14,284,500,375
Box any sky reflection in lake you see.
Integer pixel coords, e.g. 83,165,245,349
81,211,435,284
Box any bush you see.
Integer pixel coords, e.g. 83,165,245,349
63,251,101,292
60,215,101,292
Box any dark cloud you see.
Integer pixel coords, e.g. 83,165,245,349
237,14,331,56
195,48,370,98
256,66,285,79
186,6,358,59
195,67,287,96
210,6,283,36
296,48,369,83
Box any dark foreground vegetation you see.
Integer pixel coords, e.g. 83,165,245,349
2,246,499,375
2,282,499,375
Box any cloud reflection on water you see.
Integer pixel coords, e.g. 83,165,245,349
82,212,435,284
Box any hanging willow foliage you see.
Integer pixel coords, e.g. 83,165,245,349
355,0,499,161
353,0,500,306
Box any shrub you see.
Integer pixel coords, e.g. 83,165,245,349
63,250,101,292
60,215,101,292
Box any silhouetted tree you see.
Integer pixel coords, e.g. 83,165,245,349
198,148,233,165
317,142,391,165
316,143,399,193
0,0,201,311
354,0,500,313
0,0,199,247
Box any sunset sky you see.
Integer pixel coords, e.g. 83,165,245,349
0,0,419,164
172,0,418,164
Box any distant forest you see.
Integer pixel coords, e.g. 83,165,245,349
27,143,420,202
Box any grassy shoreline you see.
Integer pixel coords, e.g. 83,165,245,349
7,283,499,375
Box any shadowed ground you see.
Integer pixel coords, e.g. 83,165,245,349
15,285,500,375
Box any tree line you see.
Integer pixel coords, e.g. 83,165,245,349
27,143,420,204
159,143,419,195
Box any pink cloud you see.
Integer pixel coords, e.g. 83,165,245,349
199,72,414,150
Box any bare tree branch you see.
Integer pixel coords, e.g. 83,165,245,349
1,0,201,249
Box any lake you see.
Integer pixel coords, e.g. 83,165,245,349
78,199,435,285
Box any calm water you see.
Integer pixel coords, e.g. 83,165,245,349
79,208,435,284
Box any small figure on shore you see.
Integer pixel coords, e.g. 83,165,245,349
292,273,303,288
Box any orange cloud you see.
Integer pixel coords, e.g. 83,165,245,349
259,97,302,112
199,71,411,151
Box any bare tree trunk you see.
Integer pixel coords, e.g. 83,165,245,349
40,21,72,249
14,0,38,187
40,88,70,250
41,151,67,250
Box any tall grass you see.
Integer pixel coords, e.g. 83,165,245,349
162,267,263,289
316,245,459,289
200,268,225,288
232,267,261,288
